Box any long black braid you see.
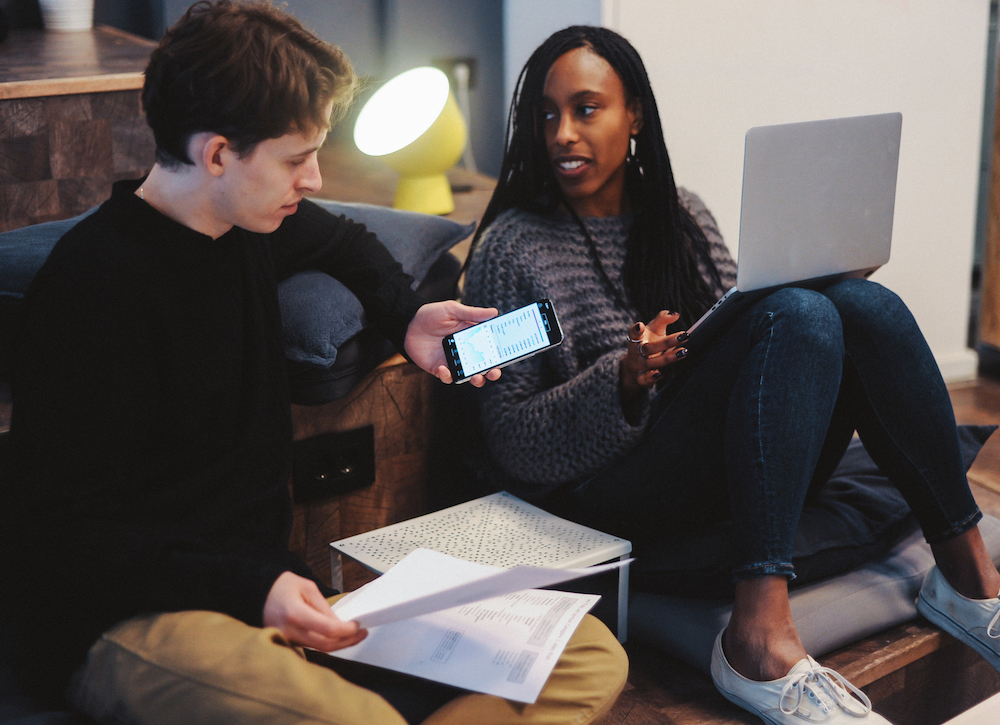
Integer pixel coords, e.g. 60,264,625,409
464,25,723,327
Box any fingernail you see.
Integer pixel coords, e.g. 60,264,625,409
651,371,662,381
632,322,642,336
677,331,690,342
676,348,689,359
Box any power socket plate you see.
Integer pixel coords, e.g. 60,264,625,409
292,425,375,505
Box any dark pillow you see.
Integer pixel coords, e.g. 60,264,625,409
629,424,998,598
0,209,99,378
279,199,473,373
0,208,99,302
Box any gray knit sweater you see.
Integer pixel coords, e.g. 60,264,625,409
462,189,737,500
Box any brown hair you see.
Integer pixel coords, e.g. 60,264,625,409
142,0,358,168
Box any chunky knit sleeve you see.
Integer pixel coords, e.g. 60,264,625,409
463,211,650,499
678,187,737,296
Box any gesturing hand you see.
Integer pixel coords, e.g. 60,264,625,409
263,571,367,652
619,310,689,403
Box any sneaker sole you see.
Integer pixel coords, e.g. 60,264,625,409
711,673,787,725
917,591,1000,669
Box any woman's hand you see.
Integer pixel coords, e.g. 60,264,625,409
619,310,689,403
262,571,368,652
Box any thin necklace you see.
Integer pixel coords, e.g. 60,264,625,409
575,217,631,313
138,186,145,201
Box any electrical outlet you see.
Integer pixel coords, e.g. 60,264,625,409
292,426,375,504
432,56,478,90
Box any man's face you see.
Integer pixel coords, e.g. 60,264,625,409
221,123,328,234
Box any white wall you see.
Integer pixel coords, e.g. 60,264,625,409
604,0,992,381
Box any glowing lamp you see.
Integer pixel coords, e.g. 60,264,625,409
354,67,467,215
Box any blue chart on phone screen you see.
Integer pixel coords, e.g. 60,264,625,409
457,307,546,373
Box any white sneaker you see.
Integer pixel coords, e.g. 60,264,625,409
916,565,1000,671
710,631,892,724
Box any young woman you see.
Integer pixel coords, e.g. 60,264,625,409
462,25,1000,725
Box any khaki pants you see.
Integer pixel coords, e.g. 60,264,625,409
68,596,628,725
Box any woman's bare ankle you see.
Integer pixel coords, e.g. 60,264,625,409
931,527,1000,601
724,576,808,681
722,623,807,681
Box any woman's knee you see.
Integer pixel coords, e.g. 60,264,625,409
823,278,909,326
752,288,844,356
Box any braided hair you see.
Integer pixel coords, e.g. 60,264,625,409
466,25,722,326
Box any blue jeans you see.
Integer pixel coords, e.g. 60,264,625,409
558,279,981,581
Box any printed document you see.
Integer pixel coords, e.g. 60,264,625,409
328,548,629,703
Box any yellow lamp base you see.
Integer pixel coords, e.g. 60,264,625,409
393,173,455,215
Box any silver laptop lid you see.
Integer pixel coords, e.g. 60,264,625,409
735,112,902,292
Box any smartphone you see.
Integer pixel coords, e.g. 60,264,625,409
443,299,563,384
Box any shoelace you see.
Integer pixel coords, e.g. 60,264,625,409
779,664,872,720
988,600,1000,639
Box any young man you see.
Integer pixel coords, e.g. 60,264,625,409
0,2,627,723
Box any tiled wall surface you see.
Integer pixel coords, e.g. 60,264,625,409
1,88,154,232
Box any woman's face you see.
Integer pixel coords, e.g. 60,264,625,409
541,47,641,218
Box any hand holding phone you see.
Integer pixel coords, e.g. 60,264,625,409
442,299,563,384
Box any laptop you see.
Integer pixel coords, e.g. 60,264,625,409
684,112,902,348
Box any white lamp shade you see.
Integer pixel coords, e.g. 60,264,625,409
353,66,468,214
354,67,452,157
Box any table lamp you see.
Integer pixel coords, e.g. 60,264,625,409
353,67,467,215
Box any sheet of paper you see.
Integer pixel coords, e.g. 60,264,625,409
331,547,629,628
327,548,628,702
330,586,600,703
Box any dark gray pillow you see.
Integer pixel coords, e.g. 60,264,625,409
0,208,99,302
279,199,474,371
0,209,100,376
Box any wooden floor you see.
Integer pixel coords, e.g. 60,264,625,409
604,376,1000,725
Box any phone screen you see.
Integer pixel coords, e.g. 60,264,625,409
444,300,562,382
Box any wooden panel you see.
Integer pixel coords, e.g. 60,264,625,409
0,27,154,99
0,27,155,231
862,638,1000,725
820,622,947,688
950,378,1000,497
0,89,154,231
0,73,144,100
288,358,438,589
979,41,1000,350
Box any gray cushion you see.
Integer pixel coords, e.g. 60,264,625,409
0,209,99,303
628,426,1000,673
279,199,473,371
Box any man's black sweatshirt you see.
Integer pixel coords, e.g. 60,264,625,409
1,179,424,693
